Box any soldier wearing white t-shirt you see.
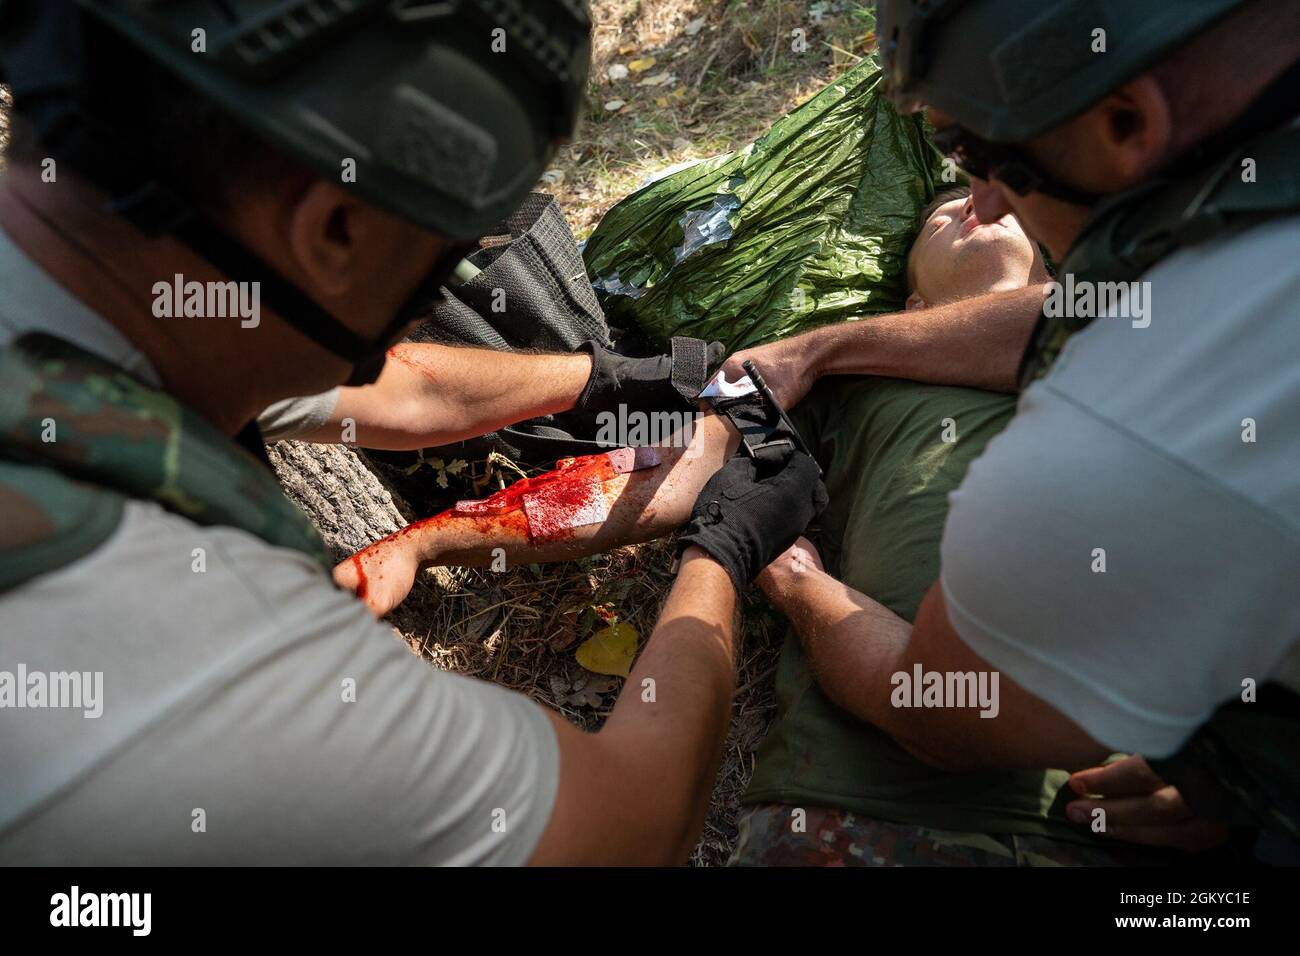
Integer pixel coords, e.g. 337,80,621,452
728,0,1300,859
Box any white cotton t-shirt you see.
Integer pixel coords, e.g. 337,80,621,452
0,225,560,864
941,213,1300,759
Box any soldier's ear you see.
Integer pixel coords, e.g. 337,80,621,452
286,179,363,299
1071,75,1173,186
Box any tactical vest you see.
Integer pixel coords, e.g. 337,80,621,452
0,332,330,593
1016,117,1300,859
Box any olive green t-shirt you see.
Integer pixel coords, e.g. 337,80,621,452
744,375,1090,842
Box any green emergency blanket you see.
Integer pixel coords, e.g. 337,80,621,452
582,55,950,353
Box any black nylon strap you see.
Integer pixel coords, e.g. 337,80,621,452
704,393,797,475
669,335,710,400
171,217,374,361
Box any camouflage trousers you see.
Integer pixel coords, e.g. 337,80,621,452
727,804,1175,867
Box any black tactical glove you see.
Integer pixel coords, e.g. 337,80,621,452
678,450,828,590
577,337,725,416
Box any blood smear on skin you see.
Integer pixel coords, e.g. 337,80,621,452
452,453,619,520
386,346,437,383
350,554,369,600
523,475,609,542
359,451,622,555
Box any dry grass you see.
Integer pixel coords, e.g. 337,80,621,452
545,0,875,237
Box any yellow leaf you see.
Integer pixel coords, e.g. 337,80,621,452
628,56,657,73
575,622,639,678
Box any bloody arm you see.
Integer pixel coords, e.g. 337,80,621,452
334,411,740,616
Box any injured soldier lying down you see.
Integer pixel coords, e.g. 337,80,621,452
335,188,1224,865
333,187,1044,622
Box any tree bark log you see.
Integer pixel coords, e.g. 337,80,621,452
265,440,407,561
266,440,459,637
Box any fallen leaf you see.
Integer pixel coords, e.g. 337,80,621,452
617,42,638,56
627,56,657,73
575,622,639,678
604,99,626,112
564,674,619,708
638,71,675,87
550,608,582,651
684,17,706,37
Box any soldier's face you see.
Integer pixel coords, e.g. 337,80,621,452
908,195,1041,306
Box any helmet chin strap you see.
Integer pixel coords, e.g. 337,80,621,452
4,3,405,386
72,162,464,389
1009,54,1300,209
166,209,401,387
171,211,472,388
119,175,471,388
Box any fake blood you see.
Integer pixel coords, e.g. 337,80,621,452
452,454,617,518
523,475,607,542
350,554,369,600
356,452,620,562
386,346,437,383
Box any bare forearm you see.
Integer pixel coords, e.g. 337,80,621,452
769,566,912,730
769,567,1109,772
530,547,739,865
807,286,1045,392
595,547,739,857
304,343,592,449
442,416,735,560
766,564,989,769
